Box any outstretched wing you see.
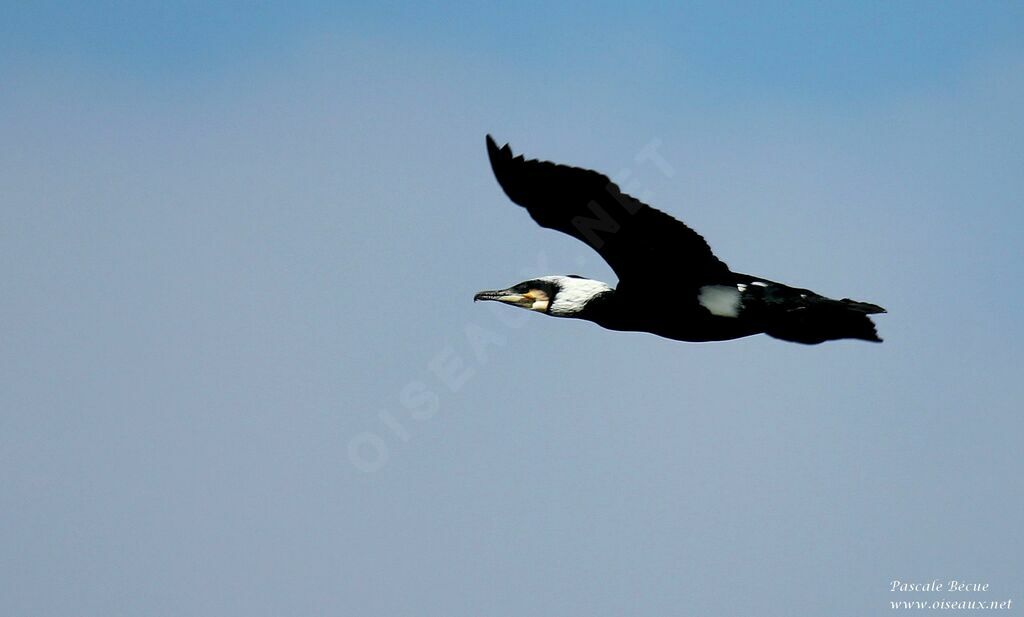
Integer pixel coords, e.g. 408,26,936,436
486,135,730,287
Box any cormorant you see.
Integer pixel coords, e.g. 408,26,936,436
475,136,886,344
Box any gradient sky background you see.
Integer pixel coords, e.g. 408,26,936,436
3,3,1023,616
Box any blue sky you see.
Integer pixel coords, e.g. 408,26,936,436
2,3,1023,616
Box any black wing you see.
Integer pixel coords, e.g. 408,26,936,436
486,135,730,287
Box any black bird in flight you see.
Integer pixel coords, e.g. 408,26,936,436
475,136,885,344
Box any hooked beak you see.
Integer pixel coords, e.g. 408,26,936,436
473,288,550,312
473,288,528,306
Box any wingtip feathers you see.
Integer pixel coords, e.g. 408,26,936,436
485,134,510,167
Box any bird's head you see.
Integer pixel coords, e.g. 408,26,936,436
473,275,612,317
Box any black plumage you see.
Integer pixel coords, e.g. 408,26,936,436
476,136,885,344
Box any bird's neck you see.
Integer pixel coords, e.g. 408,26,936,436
568,289,621,325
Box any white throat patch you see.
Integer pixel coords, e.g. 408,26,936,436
541,276,612,316
698,285,743,318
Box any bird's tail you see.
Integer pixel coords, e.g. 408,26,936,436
765,298,886,344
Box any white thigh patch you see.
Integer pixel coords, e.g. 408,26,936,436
698,285,742,318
